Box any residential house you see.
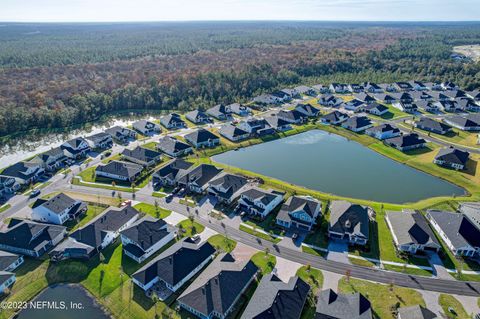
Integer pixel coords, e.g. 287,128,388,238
160,113,186,130
121,146,162,167
364,82,383,93
238,118,274,136
277,109,307,124
378,83,397,92
271,90,292,102
358,102,389,116
280,88,300,99
320,111,349,125
329,83,349,94
393,101,417,114
241,274,310,319
385,134,427,152
397,305,437,319
0,176,20,196
95,160,143,182
264,115,292,131
156,136,193,157
185,110,212,124
411,91,433,101
385,210,440,254
64,206,139,258
434,100,459,112
276,195,322,231
0,271,16,294
295,103,320,117
467,90,480,102
394,82,414,92
105,126,137,143
0,218,66,257
415,117,452,135
434,147,470,170
35,147,67,171
253,94,281,105
218,124,250,142
415,101,438,113
444,90,466,100
178,253,259,319
374,93,396,104
443,115,480,131
0,251,24,272
120,216,176,263
177,164,223,194
152,158,193,187
295,85,316,96
228,103,252,117
328,200,371,246
341,116,373,132
207,173,249,204
132,238,215,299
441,81,459,90
61,137,90,159
207,104,233,120
84,132,113,149
409,80,428,91
1,161,44,187
318,94,343,107
354,93,376,104
312,84,331,94
393,92,414,104
365,124,401,140
424,82,443,91
456,98,480,112
315,289,372,319
185,128,220,148
343,99,365,112
348,84,364,93
427,209,480,257
31,193,87,225
132,120,161,135
236,187,284,219
429,91,451,102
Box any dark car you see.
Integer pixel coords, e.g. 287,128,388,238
29,189,41,198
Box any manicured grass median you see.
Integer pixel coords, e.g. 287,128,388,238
207,234,237,253
239,224,281,243
438,294,470,319
0,203,11,214
251,251,276,274
133,202,171,219
339,277,425,319
177,218,205,237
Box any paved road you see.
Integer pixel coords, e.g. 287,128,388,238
55,184,480,297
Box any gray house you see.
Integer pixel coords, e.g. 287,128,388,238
95,160,143,182
328,201,371,246
184,128,220,148
121,146,162,167
315,289,372,319
218,124,250,142
434,147,470,170
276,196,322,231
178,253,259,319
241,274,311,319
156,136,193,157
160,113,186,130
415,117,452,135
385,210,440,254
385,134,426,152
185,110,212,124
152,158,193,187
207,172,248,204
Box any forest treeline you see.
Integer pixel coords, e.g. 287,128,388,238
0,22,480,137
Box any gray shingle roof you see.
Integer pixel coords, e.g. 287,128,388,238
329,201,369,239
177,164,223,188
386,211,439,246
385,133,426,148
397,305,437,319
277,196,321,224
219,124,249,139
315,289,372,319
33,193,82,215
427,209,480,249
0,250,20,271
156,136,191,155
95,160,143,179
178,253,259,318
153,158,193,181
184,128,219,145
121,146,162,163
120,216,171,253
241,274,311,319
435,147,470,166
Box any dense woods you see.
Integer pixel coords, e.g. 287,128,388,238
0,22,480,137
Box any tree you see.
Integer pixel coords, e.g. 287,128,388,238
154,200,160,218
345,269,351,283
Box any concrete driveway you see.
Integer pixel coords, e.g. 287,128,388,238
427,251,453,280
273,256,302,282
326,241,350,264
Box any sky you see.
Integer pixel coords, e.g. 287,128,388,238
0,0,479,22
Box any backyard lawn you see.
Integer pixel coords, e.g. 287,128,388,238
438,294,470,319
338,277,425,319
207,234,237,253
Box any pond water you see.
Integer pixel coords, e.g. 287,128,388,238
16,284,110,319
212,129,465,203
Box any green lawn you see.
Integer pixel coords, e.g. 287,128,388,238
296,265,324,294
302,245,327,257
383,264,433,277
239,225,281,243
177,219,205,237
438,294,470,319
133,202,171,219
0,203,11,214
65,204,106,231
349,257,376,268
338,277,425,319
251,251,276,274
207,234,237,253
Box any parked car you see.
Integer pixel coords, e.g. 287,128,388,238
29,189,41,198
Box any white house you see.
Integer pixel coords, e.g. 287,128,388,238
31,193,87,225
61,137,90,159
236,187,284,219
